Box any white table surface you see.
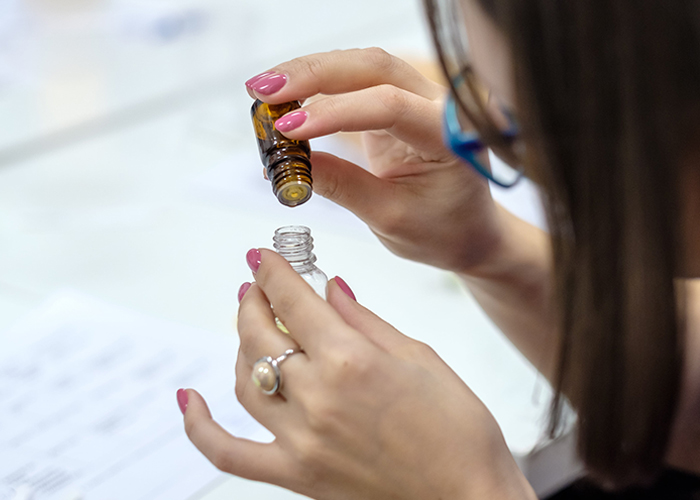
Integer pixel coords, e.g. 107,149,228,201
0,1,556,498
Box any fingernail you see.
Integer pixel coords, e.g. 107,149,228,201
334,276,356,301
251,73,287,95
246,248,262,273
238,282,252,303
245,71,275,88
177,389,188,415
275,110,308,132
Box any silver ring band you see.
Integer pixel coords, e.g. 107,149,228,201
274,348,298,365
252,348,303,396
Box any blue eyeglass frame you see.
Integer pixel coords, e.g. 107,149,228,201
443,92,524,188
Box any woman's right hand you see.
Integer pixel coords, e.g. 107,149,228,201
246,48,506,274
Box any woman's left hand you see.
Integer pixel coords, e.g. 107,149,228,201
180,249,535,500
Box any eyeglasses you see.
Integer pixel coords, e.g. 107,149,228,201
443,78,524,188
425,0,526,188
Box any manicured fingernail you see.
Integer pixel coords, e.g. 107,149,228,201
251,73,287,95
245,71,275,88
177,389,188,414
238,282,252,303
246,248,262,273
334,276,356,301
275,110,308,132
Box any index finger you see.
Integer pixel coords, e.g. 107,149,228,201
251,249,355,354
246,48,443,103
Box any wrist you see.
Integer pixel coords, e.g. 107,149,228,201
455,203,559,380
436,413,537,500
456,204,550,284
459,452,538,500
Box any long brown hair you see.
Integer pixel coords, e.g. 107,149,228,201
425,0,694,488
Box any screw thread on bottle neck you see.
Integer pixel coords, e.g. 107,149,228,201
268,158,312,207
273,226,317,270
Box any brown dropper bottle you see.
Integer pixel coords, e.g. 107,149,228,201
251,100,312,207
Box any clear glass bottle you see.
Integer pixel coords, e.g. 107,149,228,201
251,100,313,207
273,225,327,298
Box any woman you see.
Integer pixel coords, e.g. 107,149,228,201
176,0,700,497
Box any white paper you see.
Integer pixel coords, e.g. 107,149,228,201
0,291,269,500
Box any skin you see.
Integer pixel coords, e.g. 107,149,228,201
184,258,535,500
181,0,700,495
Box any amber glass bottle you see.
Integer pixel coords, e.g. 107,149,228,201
251,100,313,207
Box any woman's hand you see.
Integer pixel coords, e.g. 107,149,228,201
180,250,536,500
245,48,505,275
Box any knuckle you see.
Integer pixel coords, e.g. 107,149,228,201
320,168,340,199
318,96,344,127
292,54,327,82
363,47,396,72
210,448,235,473
398,340,436,362
272,292,303,320
375,84,410,118
325,346,372,385
313,154,345,203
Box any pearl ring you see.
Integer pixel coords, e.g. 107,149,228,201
251,348,303,395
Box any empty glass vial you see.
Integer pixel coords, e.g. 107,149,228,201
273,225,327,298
251,100,313,207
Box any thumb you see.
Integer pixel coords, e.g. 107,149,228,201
311,151,396,225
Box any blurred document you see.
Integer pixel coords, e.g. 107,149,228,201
0,291,267,500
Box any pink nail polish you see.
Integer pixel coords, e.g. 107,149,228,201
246,248,262,273
251,73,288,95
334,276,356,301
245,71,275,88
275,111,308,132
177,389,188,414
238,282,252,303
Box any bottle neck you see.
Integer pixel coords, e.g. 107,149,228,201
273,226,318,274
289,261,319,274
266,145,311,169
